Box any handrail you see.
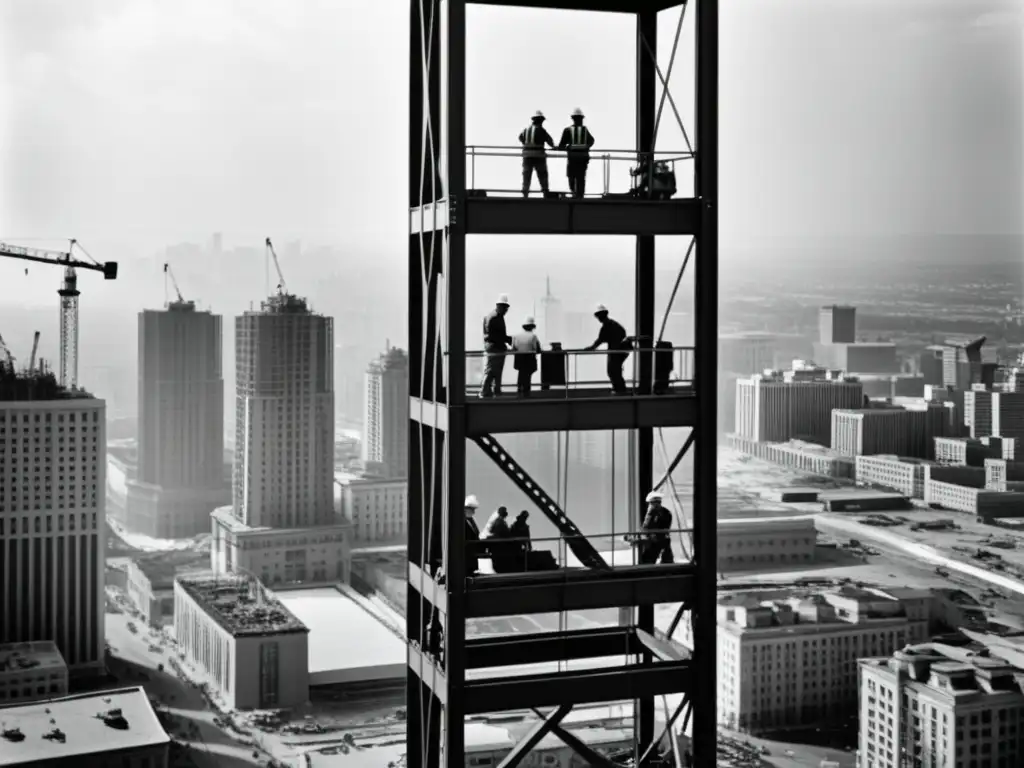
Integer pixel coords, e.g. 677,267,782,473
467,144,694,159
474,526,694,547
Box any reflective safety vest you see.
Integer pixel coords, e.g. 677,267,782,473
522,125,546,157
569,125,591,151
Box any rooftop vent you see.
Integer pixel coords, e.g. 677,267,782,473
98,708,129,730
2,727,25,742
43,728,66,743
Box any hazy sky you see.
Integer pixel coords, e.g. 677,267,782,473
0,0,1021,261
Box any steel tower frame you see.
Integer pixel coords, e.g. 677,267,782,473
407,1,717,766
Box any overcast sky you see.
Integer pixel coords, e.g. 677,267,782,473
0,0,1021,258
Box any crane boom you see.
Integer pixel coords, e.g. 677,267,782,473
0,332,15,373
265,238,287,295
29,332,40,374
0,239,119,390
163,263,185,304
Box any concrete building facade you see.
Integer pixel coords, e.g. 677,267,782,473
820,305,857,345
174,573,310,710
855,455,930,499
735,372,864,446
233,293,334,530
0,396,106,673
126,303,227,538
717,518,816,572
831,405,954,460
0,641,68,705
336,475,408,543
362,346,408,480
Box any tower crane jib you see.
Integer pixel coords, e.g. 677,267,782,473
265,238,287,295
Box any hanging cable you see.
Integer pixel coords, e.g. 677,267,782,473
657,238,695,345
651,3,689,151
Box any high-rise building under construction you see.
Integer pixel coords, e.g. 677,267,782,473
406,1,718,766
363,345,409,479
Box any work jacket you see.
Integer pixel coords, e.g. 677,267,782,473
483,310,511,347
511,331,542,371
558,124,595,158
519,124,554,158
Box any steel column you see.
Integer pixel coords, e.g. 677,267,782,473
692,0,720,765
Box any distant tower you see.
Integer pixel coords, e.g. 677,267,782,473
538,275,564,344
363,343,410,479
233,292,334,529
819,304,856,344
58,266,80,389
126,300,226,538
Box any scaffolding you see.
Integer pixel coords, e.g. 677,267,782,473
407,1,717,766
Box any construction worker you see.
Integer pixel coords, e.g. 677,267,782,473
510,510,532,571
518,110,554,197
558,108,595,199
464,495,483,576
511,315,542,396
481,295,512,398
583,304,631,394
639,490,674,565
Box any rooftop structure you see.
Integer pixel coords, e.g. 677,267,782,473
175,573,307,638
0,686,169,767
131,550,209,590
0,642,66,676
0,368,93,402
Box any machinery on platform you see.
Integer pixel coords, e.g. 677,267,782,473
407,1,717,767
0,239,117,389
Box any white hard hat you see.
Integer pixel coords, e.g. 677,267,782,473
496,294,510,306
571,107,584,118
645,490,663,503
523,316,536,327
594,303,608,314
464,494,480,508
533,110,545,119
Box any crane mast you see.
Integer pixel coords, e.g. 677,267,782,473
0,239,118,390
264,238,287,295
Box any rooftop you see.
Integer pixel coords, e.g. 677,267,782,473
0,642,66,676
0,686,169,766
254,291,311,315
176,573,308,638
274,586,405,684
0,369,94,402
131,550,209,590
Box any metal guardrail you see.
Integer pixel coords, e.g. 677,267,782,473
467,146,694,199
463,345,695,398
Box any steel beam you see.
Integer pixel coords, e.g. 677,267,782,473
408,561,448,616
495,706,574,768
543,717,623,768
411,200,450,235
409,644,448,706
409,397,449,432
466,627,633,669
635,628,688,662
463,197,700,236
466,0,679,12
465,563,698,618
464,391,697,435
464,661,692,714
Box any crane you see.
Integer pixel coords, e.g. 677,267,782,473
163,262,188,306
264,237,287,295
0,239,118,389
28,331,40,375
0,332,15,374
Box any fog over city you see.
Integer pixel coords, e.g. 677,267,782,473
1,1,1023,766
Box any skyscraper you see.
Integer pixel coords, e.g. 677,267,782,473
0,370,106,674
232,293,334,529
819,304,857,344
126,301,227,538
538,275,564,344
362,344,408,479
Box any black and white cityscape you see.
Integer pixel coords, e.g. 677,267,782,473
1,1,1022,768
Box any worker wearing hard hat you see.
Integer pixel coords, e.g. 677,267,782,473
557,108,596,199
639,490,675,565
518,111,555,197
583,304,631,394
464,495,482,576
510,315,543,397
481,295,512,398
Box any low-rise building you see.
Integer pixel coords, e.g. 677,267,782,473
859,640,1024,768
334,473,407,543
680,585,932,733
174,572,310,710
717,518,816,572
0,642,68,705
0,685,170,767
125,551,208,627
209,506,351,587
855,455,931,498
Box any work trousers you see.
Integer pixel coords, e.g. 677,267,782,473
566,155,589,198
481,342,507,396
639,537,675,565
607,352,629,394
522,157,549,196
516,367,535,396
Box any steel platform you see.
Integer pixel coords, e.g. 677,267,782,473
463,196,700,236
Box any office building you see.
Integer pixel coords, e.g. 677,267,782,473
125,303,228,538
125,550,207,627
964,389,994,439
0,384,106,674
717,518,816,571
0,641,68,704
336,474,407,543
720,332,778,375
859,640,1024,768
362,345,409,479
0,686,170,768
211,291,351,586
941,337,991,389
735,370,864,445
855,455,931,498
232,292,334,529
991,392,1024,442
174,572,309,710
685,586,931,733
831,404,955,460
919,345,946,386
819,305,857,344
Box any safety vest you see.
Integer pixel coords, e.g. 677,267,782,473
522,125,546,157
569,125,590,150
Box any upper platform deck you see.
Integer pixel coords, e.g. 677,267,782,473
465,0,684,13
411,147,698,237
